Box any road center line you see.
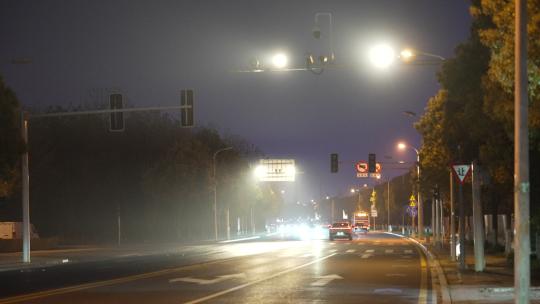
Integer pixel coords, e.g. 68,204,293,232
183,253,337,304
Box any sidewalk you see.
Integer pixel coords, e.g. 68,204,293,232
421,239,540,303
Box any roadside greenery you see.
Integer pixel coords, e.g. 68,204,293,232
416,0,540,248
1,105,279,243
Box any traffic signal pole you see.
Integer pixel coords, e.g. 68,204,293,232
19,103,192,263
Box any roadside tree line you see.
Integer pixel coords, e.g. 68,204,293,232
415,0,540,249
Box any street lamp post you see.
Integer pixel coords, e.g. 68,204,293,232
213,147,233,241
398,142,423,238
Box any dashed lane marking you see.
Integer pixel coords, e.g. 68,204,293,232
385,249,394,253
346,249,356,253
365,249,374,253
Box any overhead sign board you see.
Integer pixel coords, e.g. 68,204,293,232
254,159,296,182
356,161,381,178
451,164,472,184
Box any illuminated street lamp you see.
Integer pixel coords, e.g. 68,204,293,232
369,43,395,69
397,141,423,238
272,53,288,69
399,48,446,62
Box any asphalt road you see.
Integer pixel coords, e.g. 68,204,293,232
0,232,432,303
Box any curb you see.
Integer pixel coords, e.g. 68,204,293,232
385,232,452,304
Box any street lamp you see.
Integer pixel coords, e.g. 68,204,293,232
397,141,423,238
213,147,233,241
369,43,396,69
271,53,288,69
399,48,446,62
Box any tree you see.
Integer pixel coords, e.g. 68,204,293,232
0,76,23,199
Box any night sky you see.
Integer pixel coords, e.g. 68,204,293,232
0,0,472,205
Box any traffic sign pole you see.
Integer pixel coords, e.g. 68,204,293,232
458,180,466,270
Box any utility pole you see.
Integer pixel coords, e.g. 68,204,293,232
472,162,485,272
514,0,530,302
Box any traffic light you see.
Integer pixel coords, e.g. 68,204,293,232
181,89,194,127
109,93,124,132
368,153,376,173
330,153,338,173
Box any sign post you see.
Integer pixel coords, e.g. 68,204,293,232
409,194,417,236
452,164,472,270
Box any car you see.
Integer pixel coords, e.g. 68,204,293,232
329,222,353,241
353,223,369,234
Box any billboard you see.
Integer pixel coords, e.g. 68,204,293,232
254,159,296,182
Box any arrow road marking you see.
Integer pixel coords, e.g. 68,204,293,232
169,273,246,285
310,274,343,287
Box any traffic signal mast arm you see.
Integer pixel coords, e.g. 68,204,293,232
29,105,186,119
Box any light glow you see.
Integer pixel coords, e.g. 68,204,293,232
272,53,288,69
400,49,415,61
369,44,395,69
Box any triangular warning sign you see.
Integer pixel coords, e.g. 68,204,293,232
452,164,471,184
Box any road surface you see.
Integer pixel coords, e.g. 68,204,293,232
0,232,433,303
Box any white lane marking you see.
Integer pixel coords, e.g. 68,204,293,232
330,242,336,246
219,236,260,243
301,253,313,258
310,274,343,287
169,273,246,285
329,249,338,253
365,249,374,253
346,249,356,253
183,253,337,304
361,254,372,259
374,288,403,294
385,249,394,253
385,273,407,277
404,249,413,254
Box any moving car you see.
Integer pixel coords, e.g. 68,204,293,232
329,222,353,241
353,223,369,234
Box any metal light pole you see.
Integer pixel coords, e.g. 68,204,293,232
213,147,233,241
21,112,30,263
387,177,391,231
398,143,423,238
514,0,530,302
